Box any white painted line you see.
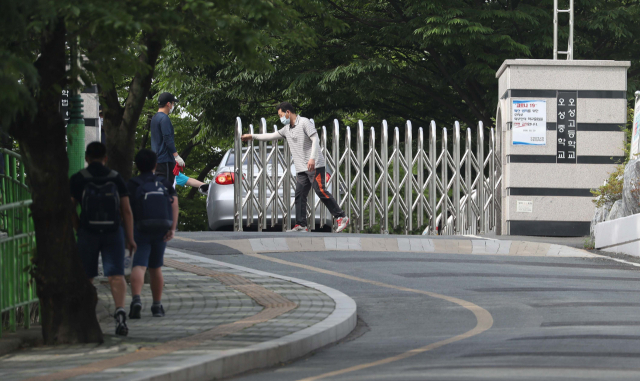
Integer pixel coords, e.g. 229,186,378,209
588,252,640,268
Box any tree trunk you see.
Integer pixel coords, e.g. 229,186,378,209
137,113,153,152
104,32,164,181
9,18,103,345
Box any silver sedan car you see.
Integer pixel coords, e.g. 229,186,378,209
206,147,334,231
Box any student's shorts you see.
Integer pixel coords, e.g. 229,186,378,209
77,227,125,278
175,172,189,187
132,229,166,269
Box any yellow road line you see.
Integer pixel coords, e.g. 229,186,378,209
244,252,494,381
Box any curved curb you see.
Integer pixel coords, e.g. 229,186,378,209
120,248,357,381
174,235,595,258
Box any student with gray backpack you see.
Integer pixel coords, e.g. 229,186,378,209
70,142,136,336
126,149,179,319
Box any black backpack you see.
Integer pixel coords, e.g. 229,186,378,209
132,176,173,234
80,169,121,233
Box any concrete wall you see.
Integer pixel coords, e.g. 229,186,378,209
595,214,640,255
496,59,630,236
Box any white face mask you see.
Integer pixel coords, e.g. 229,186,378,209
280,112,290,125
169,104,174,114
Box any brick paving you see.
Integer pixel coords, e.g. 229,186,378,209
0,252,335,381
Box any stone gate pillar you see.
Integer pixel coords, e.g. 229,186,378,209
495,59,629,236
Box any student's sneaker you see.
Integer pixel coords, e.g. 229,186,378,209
198,184,209,196
335,217,349,233
129,300,142,319
151,304,165,317
114,310,128,336
287,225,309,232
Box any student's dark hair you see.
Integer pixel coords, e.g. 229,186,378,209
276,102,296,114
85,142,107,161
135,149,158,172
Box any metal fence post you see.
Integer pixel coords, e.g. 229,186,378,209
234,117,243,231
332,120,340,231
259,119,267,231
247,124,255,228
357,121,364,232
369,127,376,228
308,120,317,230
271,125,279,228
404,121,413,234
345,126,352,229
453,122,461,234
465,127,472,234
392,127,400,229
381,120,389,234
477,121,486,234
429,122,437,235
490,128,496,230
417,127,424,228
441,127,449,234
321,126,328,227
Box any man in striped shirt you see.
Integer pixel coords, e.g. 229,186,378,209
241,102,349,233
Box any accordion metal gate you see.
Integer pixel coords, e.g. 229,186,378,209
233,117,502,236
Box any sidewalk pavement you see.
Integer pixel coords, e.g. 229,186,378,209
0,249,356,381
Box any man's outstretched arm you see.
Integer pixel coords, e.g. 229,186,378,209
241,132,283,142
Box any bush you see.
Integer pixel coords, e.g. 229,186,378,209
591,164,624,208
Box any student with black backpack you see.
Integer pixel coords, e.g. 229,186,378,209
126,149,179,319
70,142,136,336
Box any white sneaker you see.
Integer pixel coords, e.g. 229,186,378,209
335,217,349,233
287,225,309,232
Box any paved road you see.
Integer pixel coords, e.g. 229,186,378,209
170,232,640,381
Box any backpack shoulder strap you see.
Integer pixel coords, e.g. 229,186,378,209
80,169,92,179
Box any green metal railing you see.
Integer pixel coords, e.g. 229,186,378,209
0,148,37,337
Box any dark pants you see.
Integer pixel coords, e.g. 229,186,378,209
155,162,175,186
77,227,125,278
295,167,345,227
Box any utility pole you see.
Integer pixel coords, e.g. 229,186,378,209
67,36,85,177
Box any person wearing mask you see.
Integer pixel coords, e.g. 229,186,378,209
150,92,183,185
241,102,349,233
69,142,136,336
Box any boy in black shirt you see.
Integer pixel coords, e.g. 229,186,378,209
127,149,179,318
69,142,136,336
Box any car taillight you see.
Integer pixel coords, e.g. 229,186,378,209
215,172,235,185
325,173,331,183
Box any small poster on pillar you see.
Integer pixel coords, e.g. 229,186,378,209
557,91,577,164
512,100,546,145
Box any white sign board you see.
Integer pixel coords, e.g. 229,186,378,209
516,200,533,213
512,100,546,145
632,97,640,159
